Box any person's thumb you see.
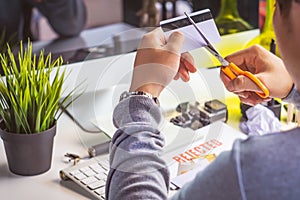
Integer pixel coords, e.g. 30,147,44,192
227,75,263,93
165,31,184,55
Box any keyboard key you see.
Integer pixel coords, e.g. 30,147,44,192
91,165,106,173
90,163,101,169
60,156,110,200
99,160,109,170
73,172,87,180
95,172,107,180
79,166,90,172
69,169,80,176
88,180,106,190
90,163,104,169
81,176,98,185
94,186,105,196
83,169,97,177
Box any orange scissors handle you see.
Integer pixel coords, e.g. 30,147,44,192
221,62,270,98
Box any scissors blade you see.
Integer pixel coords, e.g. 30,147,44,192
184,12,269,98
184,12,229,66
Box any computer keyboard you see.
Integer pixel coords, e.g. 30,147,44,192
60,155,109,199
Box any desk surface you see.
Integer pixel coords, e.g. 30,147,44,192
0,113,110,199
0,29,259,199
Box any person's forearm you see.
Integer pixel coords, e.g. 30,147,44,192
106,96,169,200
30,0,86,37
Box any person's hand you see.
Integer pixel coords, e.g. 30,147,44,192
220,45,293,106
129,28,197,97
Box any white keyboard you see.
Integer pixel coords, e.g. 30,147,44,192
60,155,110,199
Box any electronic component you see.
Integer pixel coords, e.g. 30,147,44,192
88,141,111,158
170,100,228,130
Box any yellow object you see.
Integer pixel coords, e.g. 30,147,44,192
245,0,279,55
205,154,216,162
215,0,253,35
224,95,242,130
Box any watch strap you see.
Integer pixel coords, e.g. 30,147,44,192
120,91,160,106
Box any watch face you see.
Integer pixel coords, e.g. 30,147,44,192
119,91,130,102
153,97,160,107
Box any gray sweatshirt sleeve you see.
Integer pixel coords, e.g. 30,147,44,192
106,96,169,200
106,96,243,200
29,0,86,37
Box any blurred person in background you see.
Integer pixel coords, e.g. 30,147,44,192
0,0,86,48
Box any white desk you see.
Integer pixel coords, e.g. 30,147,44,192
0,113,110,199
0,29,259,199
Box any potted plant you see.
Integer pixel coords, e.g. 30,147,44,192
0,41,77,176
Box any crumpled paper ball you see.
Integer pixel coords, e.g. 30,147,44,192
240,104,281,136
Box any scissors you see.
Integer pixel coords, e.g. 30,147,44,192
183,12,269,98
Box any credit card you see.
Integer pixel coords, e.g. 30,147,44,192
160,9,221,53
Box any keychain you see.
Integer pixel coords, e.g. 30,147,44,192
64,153,82,165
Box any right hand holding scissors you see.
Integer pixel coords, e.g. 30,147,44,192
220,45,293,106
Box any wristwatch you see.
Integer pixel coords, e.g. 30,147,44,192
119,91,160,106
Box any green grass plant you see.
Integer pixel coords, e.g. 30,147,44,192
0,41,77,134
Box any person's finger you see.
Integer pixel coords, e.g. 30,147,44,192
180,53,197,73
225,45,272,73
224,45,262,72
178,65,190,82
239,97,255,106
138,27,166,49
177,53,197,82
174,73,180,80
234,91,250,99
220,69,266,99
263,97,272,102
226,75,263,93
239,94,264,106
165,31,184,54
220,69,232,86
235,91,270,103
